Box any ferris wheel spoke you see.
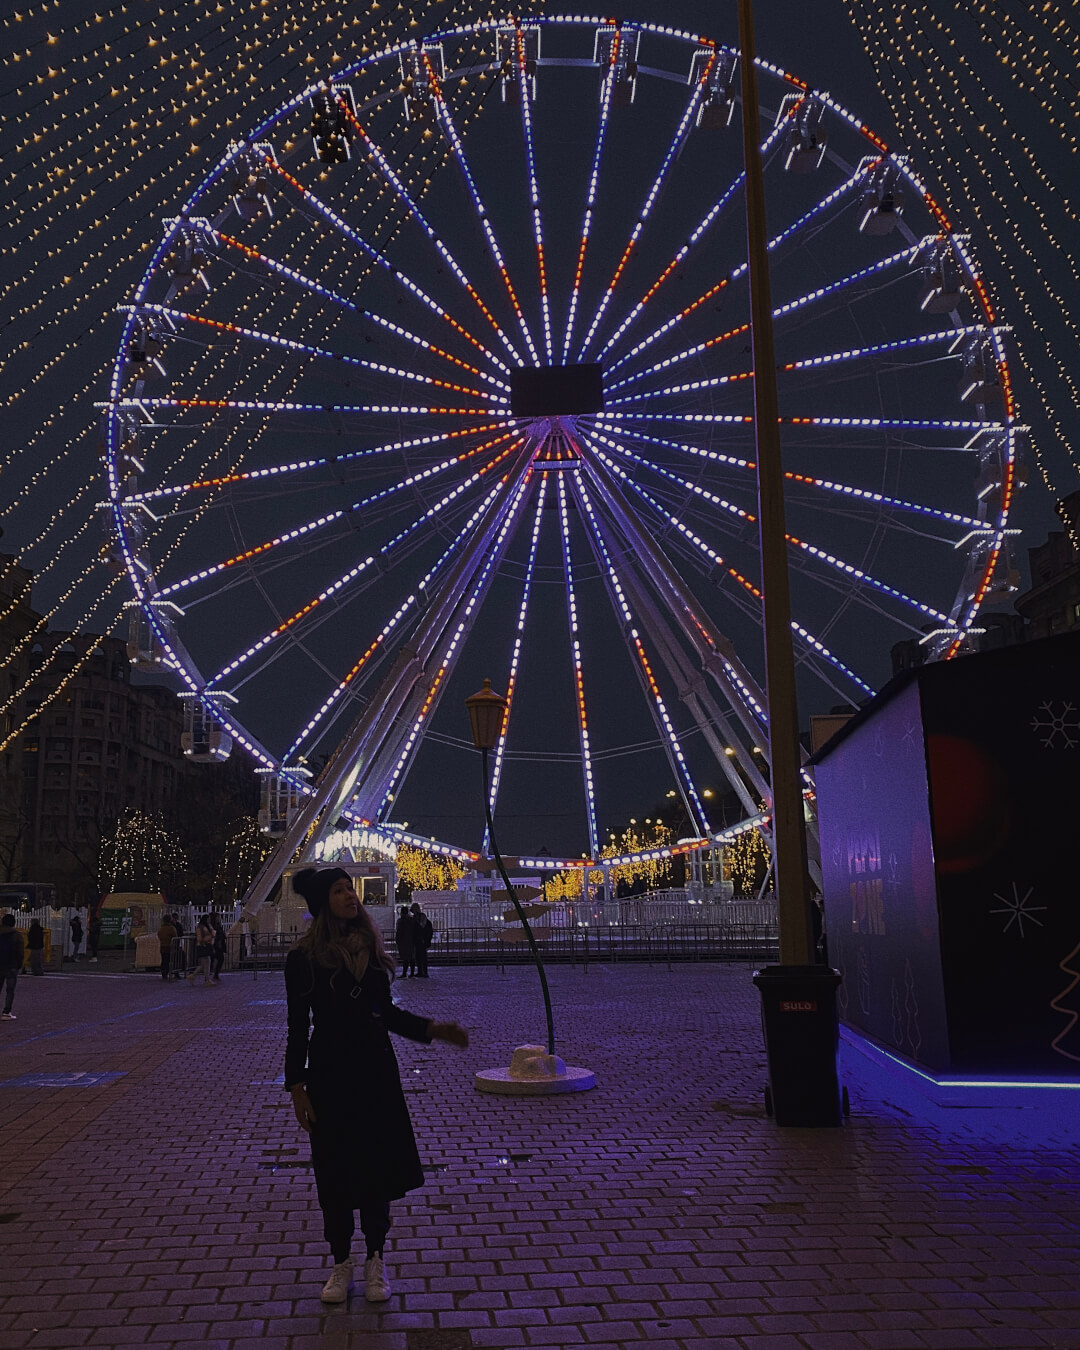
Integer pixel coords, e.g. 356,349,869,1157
216,232,510,387
576,52,714,362
598,115,791,364
561,21,621,364
604,161,875,381
484,473,549,842
125,420,515,507
283,478,510,763
556,475,600,856
372,467,536,818
597,409,1005,434
510,24,554,363
207,437,523,688
155,429,517,600
128,303,508,403
106,397,503,421
330,103,527,368
572,474,711,835
596,417,987,531
417,54,541,365
582,429,950,627
605,472,880,695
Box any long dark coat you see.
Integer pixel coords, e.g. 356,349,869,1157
284,949,431,1208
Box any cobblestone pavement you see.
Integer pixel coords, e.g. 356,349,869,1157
1,961,1078,1350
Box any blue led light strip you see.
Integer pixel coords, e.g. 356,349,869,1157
484,473,550,849
375,468,536,815
207,441,523,688
215,232,509,387
128,303,507,403
282,481,508,763
597,410,1005,433
417,54,540,365
109,398,501,419
156,431,515,600
597,417,986,529
577,48,712,361
562,21,620,363
572,473,711,834
513,24,554,363
332,105,525,369
557,473,600,856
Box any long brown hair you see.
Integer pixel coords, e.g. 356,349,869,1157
295,896,396,986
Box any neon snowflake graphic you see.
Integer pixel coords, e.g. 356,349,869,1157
1031,700,1079,750
990,882,1046,938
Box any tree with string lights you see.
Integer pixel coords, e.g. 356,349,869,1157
213,816,274,906
100,808,188,894
394,844,467,900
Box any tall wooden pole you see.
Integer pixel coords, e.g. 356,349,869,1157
737,0,815,966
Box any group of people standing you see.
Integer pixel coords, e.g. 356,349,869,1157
394,902,433,978
156,911,227,983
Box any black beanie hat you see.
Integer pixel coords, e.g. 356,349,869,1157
292,866,351,917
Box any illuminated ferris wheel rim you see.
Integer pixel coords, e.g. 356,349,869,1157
101,12,1022,864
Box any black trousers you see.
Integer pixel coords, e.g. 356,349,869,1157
415,943,428,977
323,1199,391,1264
160,948,171,980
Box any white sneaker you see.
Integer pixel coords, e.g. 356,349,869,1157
364,1254,391,1302
320,1258,353,1303
1,1012,14,1020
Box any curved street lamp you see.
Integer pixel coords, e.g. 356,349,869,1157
466,678,556,1056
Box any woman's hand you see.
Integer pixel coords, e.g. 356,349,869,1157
429,1021,469,1049
289,1085,317,1132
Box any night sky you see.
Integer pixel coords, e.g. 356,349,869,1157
0,2,1071,859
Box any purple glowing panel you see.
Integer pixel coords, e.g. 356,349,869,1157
814,678,950,1072
510,363,604,418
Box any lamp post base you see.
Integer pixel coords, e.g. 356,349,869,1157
474,1043,596,1096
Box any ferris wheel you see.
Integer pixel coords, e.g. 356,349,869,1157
99,14,1023,878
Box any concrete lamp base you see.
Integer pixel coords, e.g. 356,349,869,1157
474,1044,597,1096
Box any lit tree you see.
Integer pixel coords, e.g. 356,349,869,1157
725,825,771,898
214,816,274,906
394,844,466,898
601,819,677,894
99,809,188,894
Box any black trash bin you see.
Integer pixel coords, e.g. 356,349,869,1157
753,964,844,1126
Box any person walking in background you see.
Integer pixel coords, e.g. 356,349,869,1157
209,913,226,983
69,912,83,962
410,903,433,978
157,913,178,980
26,920,46,977
0,915,25,1020
395,904,415,978
285,867,468,1305
188,914,215,986
87,911,101,964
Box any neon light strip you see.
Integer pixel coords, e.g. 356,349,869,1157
334,105,525,368
417,57,540,365
282,482,508,763
109,398,500,418
376,468,536,814
215,232,509,387
597,411,1005,432
573,474,711,833
557,474,600,855
485,474,549,846
208,442,521,687
603,162,875,377
157,431,514,599
579,430,874,694
841,1027,1080,1092
514,24,553,363
599,418,986,529
599,119,790,362
124,422,512,505
128,304,505,401
577,51,712,360
588,434,950,624
562,22,619,363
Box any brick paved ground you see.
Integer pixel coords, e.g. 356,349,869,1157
0,961,1078,1350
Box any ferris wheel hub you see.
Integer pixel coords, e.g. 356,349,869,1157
510,361,605,417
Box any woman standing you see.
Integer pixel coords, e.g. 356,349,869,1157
285,867,467,1305
187,915,215,986
26,920,46,976
209,913,227,983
